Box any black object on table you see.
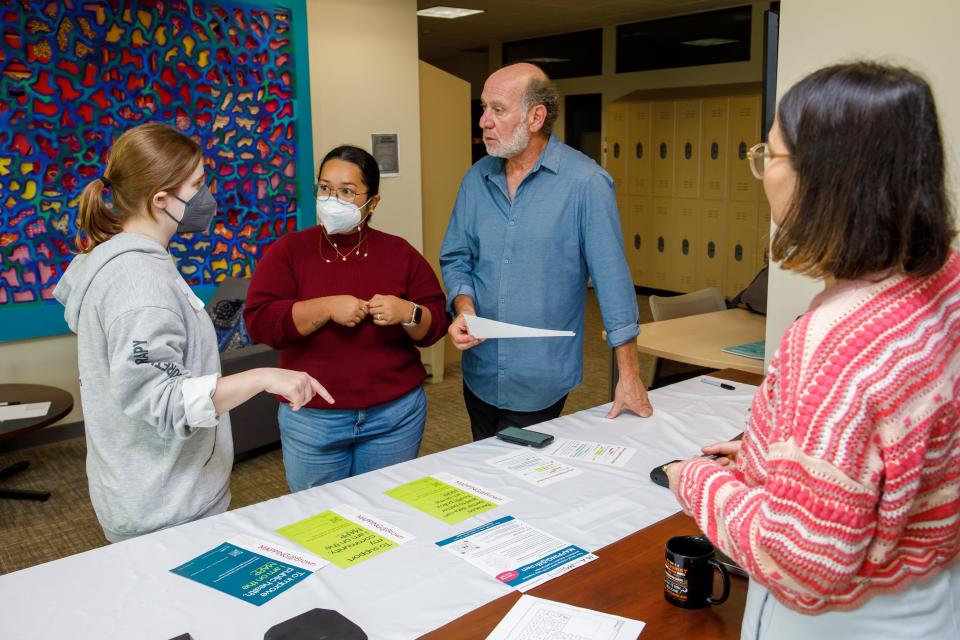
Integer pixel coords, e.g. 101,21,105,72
0,384,74,501
264,608,367,639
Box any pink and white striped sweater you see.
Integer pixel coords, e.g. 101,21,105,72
677,251,960,614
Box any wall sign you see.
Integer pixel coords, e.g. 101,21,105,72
371,133,399,177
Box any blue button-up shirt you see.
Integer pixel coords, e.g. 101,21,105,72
440,135,639,411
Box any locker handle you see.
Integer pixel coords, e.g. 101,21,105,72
735,244,744,261
711,142,719,160
684,142,692,160
659,142,667,159
613,142,620,158
657,236,665,252
738,141,747,160
707,241,716,258
681,238,690,255
633,233,641,249
635,142,643,159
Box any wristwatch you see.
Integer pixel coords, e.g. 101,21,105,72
401,303,422,327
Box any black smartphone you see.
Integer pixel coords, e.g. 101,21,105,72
649,454,724,489
495,426,555,448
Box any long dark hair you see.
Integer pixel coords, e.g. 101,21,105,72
771,61,954,279
318,145,380,197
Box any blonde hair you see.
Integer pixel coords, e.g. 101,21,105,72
75,123,202,252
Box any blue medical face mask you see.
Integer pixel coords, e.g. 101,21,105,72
164,184,218,234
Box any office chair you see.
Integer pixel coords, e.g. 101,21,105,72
647,287,727,389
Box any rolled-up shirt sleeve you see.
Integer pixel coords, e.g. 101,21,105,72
580,170,640,348
181,373,220,429
440,183,477,314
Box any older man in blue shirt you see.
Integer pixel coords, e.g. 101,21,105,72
441,63,653,441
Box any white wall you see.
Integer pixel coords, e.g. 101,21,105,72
307,0,423,250
0,334,83,425
0,0,424,431
766,0,960,363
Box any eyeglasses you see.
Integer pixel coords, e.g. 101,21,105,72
314,183,368,204
746,143,791,179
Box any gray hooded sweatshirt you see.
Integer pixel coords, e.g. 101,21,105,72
54,233,232,541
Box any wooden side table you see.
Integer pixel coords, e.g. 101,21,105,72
0,384,74,501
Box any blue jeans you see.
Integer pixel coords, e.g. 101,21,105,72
277,386,426,492
740,561,960,640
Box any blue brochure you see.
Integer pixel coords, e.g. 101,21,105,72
722,340,765,360
170,535,326,606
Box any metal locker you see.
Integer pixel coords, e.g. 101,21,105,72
651,101,676,199
673,198,700,292
701,97,729,201
725,200,758,296
651,197,674,289
728,95,761,203
697,199,727,290
675,100,701,200
604,102,628,198
628,196,653,287
627,102,652,197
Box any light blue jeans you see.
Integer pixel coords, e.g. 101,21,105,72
277,386,426,492
741,560,960,640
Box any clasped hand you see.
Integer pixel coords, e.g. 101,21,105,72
326,294,411,327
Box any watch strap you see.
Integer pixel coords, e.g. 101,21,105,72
401,302,421,326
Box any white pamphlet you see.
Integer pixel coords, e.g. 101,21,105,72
463,314,575,339
540,438,637,468
486,595,645,640
436,516,597,592
432,472,512,505
227,534,329,572
331,504,415,544
0,401,51,422
486,450,582,486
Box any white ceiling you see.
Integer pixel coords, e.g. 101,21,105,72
418,0,750,61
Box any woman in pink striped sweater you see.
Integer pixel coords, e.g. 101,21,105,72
666,62,960,638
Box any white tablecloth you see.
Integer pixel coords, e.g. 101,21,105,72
0,377,756,640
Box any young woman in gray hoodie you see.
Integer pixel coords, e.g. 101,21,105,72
54,123,334,542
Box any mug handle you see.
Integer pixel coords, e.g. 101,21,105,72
707,558,731,605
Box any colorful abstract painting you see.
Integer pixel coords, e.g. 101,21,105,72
0,0,312,340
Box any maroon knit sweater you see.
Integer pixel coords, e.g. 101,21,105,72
244,225,450,409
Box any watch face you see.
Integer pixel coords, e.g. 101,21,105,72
412,305,423,324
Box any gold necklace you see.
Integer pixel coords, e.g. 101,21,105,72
321,226,369,263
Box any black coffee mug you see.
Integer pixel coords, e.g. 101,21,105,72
664,535,731,609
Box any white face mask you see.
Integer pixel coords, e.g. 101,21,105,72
316,197,371,234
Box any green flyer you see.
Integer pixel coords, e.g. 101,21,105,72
385,472,510,524
277,505,413,569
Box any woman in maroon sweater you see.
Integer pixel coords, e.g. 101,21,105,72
245,145,450,490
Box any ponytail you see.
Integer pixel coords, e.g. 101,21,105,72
71,123,202,253
75,177,122,253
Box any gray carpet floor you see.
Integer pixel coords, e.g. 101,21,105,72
0,291,653,575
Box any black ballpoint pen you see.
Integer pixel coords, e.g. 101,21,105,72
701,378,735,391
